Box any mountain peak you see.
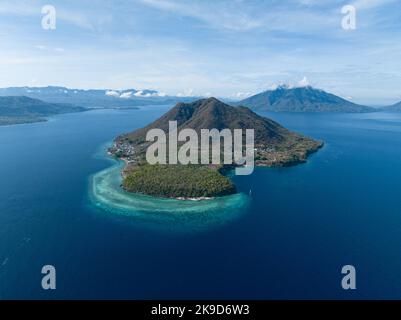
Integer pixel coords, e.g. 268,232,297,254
113,97,323,167
270,84,314,91
237,86,375,113
268,77,312,91
201,97,220,103
120,97,305,147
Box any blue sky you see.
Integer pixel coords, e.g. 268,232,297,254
0,0,401,105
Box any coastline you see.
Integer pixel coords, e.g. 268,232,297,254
88,153,250,231
255,140,324,167
0,117,47,127
107,138,323,201
107,150,218,201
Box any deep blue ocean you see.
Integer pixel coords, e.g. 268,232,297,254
1,106,401,299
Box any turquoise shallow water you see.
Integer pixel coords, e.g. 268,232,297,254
1,107,401,299
89,157,249,232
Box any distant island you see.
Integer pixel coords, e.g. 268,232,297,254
2,85,392,114
109,98,323,199
0,96,87,126
382,101,401,112
236,85,376,113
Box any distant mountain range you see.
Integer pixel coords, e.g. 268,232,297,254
0,96,86,125
236,85,377,113
2,85,399,118
0,86,197,108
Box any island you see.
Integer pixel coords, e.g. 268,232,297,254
383,100,401,112
236,85,376,113
0,96,86,126
109,97,324,199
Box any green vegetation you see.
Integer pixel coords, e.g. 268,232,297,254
123,164,236,198
0,96,86,126
111,97,324,168
111,97,324,199
254,134,323,166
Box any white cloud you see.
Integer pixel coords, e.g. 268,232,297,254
296,76,310,88
133,90,166,97
35,45,47,51
177,89,194,97
351,0,397,10
267,83,280,90
266,77,312,90
232,92,251,99
35,45,65,53
105,90,120,97
105,89,165,98
0,1,36,15
0,0,108,30
120,91,133,99
138,0,265,31
133,90,145,97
